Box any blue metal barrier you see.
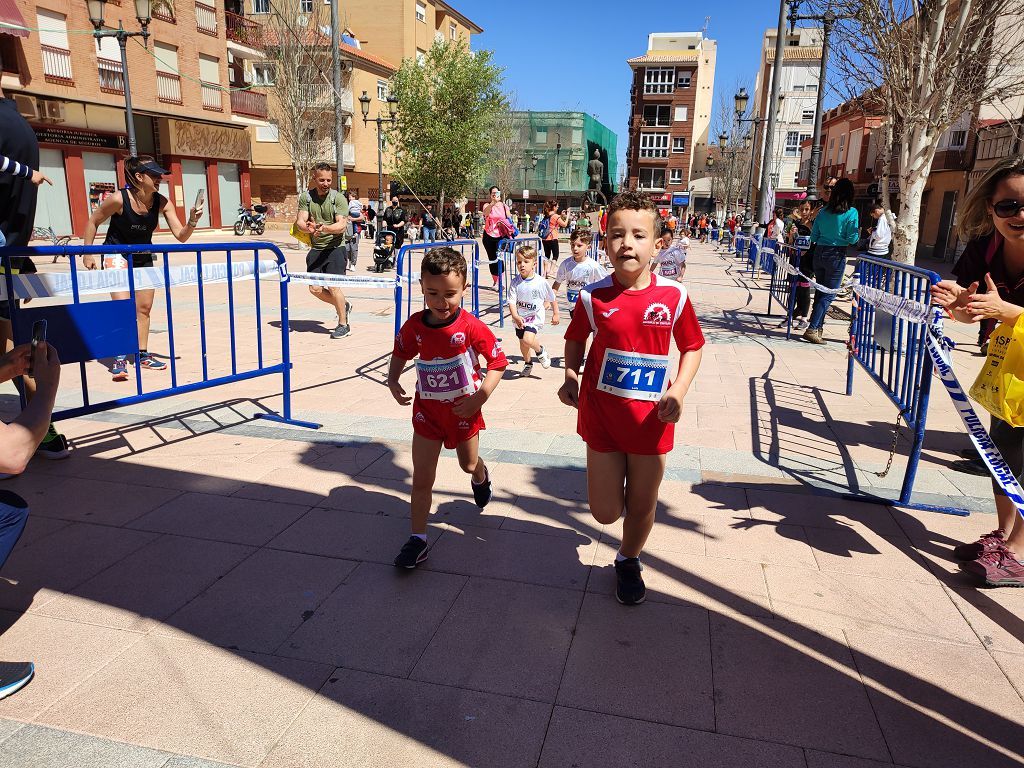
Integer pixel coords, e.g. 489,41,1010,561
847,255,942,508
393,239,480,336
1,242,319,429
767,242,801,339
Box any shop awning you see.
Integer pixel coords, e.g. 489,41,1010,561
0,0,29,38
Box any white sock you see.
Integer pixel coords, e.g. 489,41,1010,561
615,552,637,563
413,533,427,542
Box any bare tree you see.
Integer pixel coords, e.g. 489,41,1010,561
709,87,755,218
488,97,526,194
261,0,340,194
823,0,1024,262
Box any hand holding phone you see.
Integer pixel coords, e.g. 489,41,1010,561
28,320,46,377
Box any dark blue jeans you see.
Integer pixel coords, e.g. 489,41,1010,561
808,245,848,331
422,227,436,243
0,491,28,570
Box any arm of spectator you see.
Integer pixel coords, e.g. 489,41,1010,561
0,343,60,475
317,211,350,236
82,192,124,269
163,196,202,242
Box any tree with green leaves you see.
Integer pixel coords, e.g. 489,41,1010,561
387,39,508,211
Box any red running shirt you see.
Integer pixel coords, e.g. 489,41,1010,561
564,273,705,454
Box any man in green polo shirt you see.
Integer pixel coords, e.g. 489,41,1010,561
296,163,352,339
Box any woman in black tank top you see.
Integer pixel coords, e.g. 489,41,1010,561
81,156,204,381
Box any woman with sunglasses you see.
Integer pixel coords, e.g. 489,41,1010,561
932,154,1024,587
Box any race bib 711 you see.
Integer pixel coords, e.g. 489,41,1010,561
597,348,670,402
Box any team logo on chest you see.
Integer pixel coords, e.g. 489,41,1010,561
642,302,673,327
450,331,467,347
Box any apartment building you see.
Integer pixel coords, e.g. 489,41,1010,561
751,26,823,206
343,0,481,66
625,31,716,216
796,99,886,204
0,0,262,236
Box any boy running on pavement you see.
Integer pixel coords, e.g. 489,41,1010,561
655,226,689,281
388,247,508,569
508,245,558,376
558,191,704,605
553,229,608,319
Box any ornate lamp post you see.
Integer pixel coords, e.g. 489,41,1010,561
87,0,152,156
359,91,398,216
522,154,538,213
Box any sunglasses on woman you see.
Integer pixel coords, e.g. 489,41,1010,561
993,199,1024,218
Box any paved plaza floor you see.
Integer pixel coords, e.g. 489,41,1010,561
0,236,1020,767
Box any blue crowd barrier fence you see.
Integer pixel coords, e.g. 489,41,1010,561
1,242,320,429
393,239,480,336
847,255,943,509
767,242,802,339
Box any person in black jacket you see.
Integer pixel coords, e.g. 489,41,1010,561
382,197,407,250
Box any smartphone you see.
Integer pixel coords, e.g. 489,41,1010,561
28,319,46,376
195,189,205,209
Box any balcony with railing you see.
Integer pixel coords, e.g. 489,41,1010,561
157,71,183,104
152,2,174,22
201,82,222,111
230,87,267,118
97,57,124,94
41,45,73,85
226,11,264,52
195,2,218,35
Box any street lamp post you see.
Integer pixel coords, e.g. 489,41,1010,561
358,91,399,217
87,0,152,157
706,154,716,214
734,87,778,230
522,154,538,214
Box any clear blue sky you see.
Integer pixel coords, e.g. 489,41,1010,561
460,0,786,172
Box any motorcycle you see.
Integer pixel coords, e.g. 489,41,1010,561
234,204,267,236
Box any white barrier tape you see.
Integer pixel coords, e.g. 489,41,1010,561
287,271,418,289
852,282,932,325
926,322,1024,520
777,259,854,296
0,259,282,300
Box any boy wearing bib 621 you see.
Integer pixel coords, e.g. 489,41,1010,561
388,247,508,569
559,191,704,605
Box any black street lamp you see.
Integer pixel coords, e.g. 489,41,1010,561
359,91,398,216
735,87,781,229
553,131,562,206
522,154,538,211
87,0,152,157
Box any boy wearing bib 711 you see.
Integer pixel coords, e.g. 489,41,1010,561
388,247,508,569
558,191,704,605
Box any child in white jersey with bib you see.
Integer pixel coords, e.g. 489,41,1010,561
654,223,688,281
508,245,558,376
553,229,609,319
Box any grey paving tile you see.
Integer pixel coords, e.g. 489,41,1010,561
805,751,914,768
0,718,24,743
411,577,582,702
162,757,244,768
0,724,170,768
537,706,807,768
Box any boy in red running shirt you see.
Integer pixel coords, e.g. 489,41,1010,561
388,247,508,568
558,191,704,605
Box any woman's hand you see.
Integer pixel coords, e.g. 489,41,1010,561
931,279,974,309
966,274,1023,323
188,200,205,227
30,170,52,187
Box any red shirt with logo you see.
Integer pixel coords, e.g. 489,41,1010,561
564,273,704,454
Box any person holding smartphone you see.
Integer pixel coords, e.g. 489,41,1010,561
82,156,203,381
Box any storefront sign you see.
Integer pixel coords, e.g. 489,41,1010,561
672,194,689,206
166,119,250,162
36,127,126,150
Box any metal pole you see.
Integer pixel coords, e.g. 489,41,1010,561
745,119,760,224
117,30,138,156
376,119,384,214
805,14,832,201
330,0,345,193
758,0,788,227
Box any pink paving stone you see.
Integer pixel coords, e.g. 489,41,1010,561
703,516,819,568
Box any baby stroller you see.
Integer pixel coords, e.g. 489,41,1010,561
372,229,397,273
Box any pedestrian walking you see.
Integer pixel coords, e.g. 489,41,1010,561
383,197,408,250
866,203,893,257
481,186,513,286
346,194,364,269
539,200,568,278
421,203,437,243
802,178,859,344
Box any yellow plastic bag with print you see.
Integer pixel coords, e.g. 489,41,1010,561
289,223,312,247
970,314,1024,427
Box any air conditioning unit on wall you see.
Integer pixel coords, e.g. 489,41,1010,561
14,94,36,120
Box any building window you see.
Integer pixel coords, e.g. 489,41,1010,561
642,104,671,127
253,63,274,85
638,168,666,190
677,72,691,88
450,23,457,39
784,131,800,157
256,124,280,142
377,80,388,100
793,84,805,92
416,48,426,65
251,0,269,13
639,133,670,158
644,67,674,94
669,168,683,185
799,133,811,146
672,137,686,153
536,128,547,143
37,9,73,84
300,0,313,11
571,128,582,145
674,106,688,122
802,109,814,124
416,1,426,22
947,130,967,148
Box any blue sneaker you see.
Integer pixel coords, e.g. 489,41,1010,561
0,662,33,700
111,357,128,382
138,353,167,371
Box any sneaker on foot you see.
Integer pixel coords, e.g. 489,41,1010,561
961,544,1024,587
802,328,825,345
331,324,351,339
538,347,551,369
345,301,353,322
521,362,533,377
394,536,429,569
472,467,491,508
953,530,1004,561
138,353,167,370
794,317,809,331
0,661,34,701
36,425,70,460
614,557,646,605
110,357,128,382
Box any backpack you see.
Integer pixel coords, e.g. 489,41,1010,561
537,216,551,239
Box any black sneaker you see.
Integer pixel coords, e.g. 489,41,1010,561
394,536,429,569
0,661,34,701
36,425,70,460
471,467,491,508
614,557,646,605
331,324,351,339
521,362,533,377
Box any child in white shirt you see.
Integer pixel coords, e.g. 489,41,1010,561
554,229,609,318
509,245,558,376
655,233,688,281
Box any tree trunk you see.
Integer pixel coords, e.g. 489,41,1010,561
892,124,940,265
879,116,894,212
